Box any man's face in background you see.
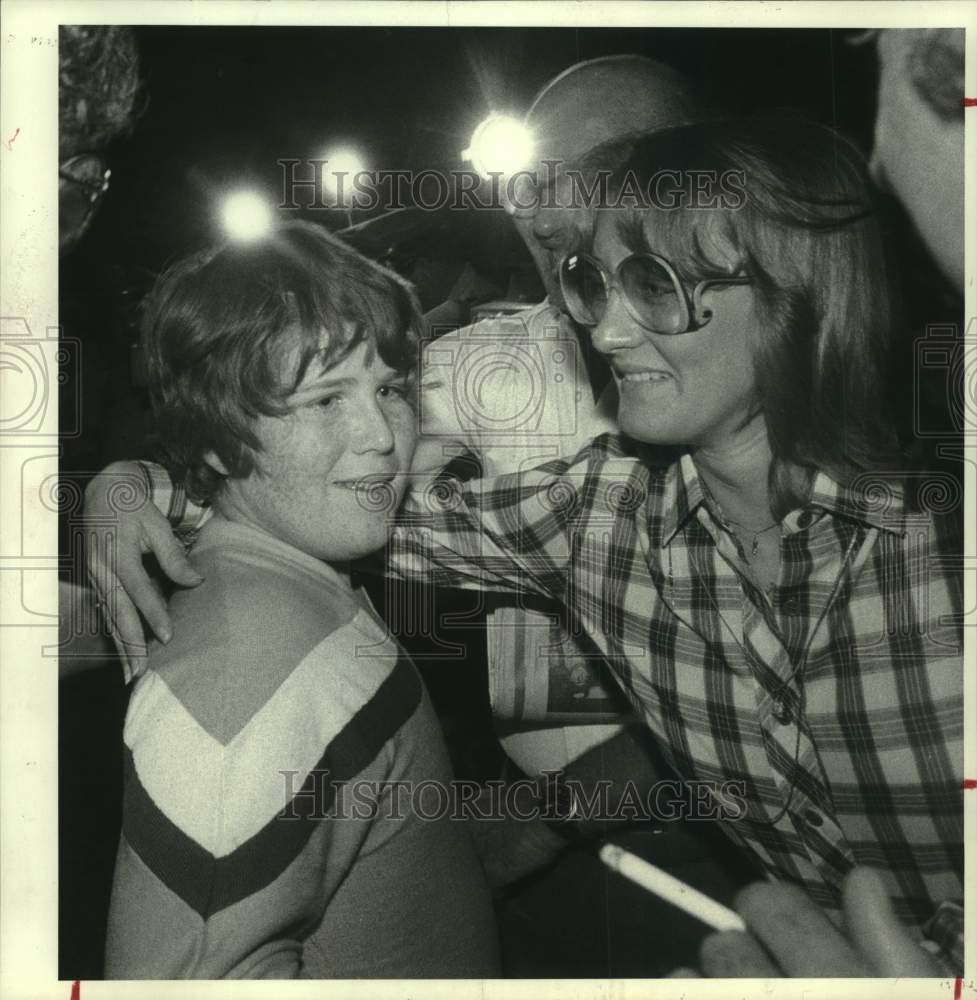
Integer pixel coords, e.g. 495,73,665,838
507,152,595,313
505,56,702,316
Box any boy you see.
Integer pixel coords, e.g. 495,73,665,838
104,222,500,978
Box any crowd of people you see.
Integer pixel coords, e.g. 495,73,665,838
62,26,966,981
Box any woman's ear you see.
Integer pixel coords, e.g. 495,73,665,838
203,451,230,476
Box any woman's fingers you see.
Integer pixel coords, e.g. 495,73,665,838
104,598,147,681
732,879,867,977
83,462,204,660
141,508,203,589
699,930,780,977
842,867,941,976
693,869,944,978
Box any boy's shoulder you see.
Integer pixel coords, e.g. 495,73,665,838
139,524,413,747
124,529,425,857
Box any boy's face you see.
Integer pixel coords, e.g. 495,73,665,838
214,338,417,564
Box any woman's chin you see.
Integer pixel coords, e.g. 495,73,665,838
619,411,680,448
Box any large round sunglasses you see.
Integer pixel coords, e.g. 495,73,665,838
560,252,753,336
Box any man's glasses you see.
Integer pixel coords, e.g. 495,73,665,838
560,251,752,336
59,153,111,244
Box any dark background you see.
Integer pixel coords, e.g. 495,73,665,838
59,25,963,981
82,26,880,271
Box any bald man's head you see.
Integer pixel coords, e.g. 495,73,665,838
527,55,700,163
514,55,702,309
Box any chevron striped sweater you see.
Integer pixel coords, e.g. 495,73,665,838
105,517,499,979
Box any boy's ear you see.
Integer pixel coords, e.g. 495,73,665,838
203,450,230,476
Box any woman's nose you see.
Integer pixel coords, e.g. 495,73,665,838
590,288,646,355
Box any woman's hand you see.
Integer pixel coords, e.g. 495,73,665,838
671,866,943,977
84,461,202,675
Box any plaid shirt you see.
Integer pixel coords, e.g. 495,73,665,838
385,434,965,969
141,437,965,969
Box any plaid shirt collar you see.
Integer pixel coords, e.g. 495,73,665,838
658,453,907,549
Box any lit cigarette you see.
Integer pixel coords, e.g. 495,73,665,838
599,843,746,933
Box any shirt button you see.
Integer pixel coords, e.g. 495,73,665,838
783,597,800,615
772,699,793,725
796,511,814,529
803,808,824,828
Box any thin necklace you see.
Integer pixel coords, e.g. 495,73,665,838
724,516,780,559
697,478,780,561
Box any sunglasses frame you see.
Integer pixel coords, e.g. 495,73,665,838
59,153,111,204
59,154,112,250
560,251,753,336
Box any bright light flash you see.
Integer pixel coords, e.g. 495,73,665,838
221,190,273,241
462,115,534,179
322,147,367,201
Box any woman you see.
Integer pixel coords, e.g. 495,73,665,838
385,117,964,974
